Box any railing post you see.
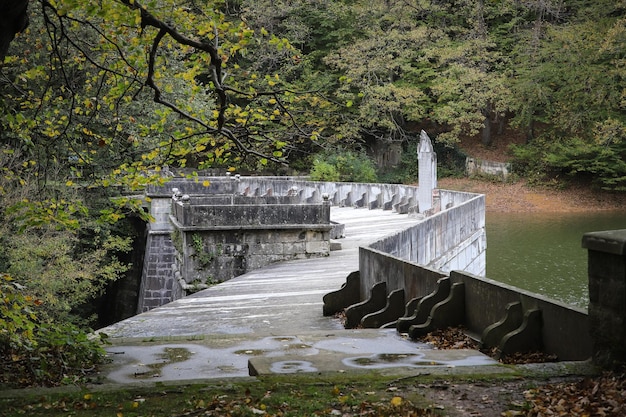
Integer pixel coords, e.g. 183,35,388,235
582,229,626,368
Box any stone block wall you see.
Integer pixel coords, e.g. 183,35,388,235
465,157,512,179
136,231,177,313
175,227,331,285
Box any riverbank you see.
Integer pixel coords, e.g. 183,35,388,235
438,177,626,213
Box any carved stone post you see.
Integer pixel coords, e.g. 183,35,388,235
418,130,437,213
582,229,626,368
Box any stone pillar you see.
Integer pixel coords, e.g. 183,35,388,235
418,130,437,213
582,229,626,368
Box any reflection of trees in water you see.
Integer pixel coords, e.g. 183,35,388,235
486,211,626,308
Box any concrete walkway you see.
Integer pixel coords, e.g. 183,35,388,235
99,207,502,383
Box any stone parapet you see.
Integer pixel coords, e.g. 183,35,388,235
172,200,331,228
582,229,626,368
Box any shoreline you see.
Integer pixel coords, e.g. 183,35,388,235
438,177,626,214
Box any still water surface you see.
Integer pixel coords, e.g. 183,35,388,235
486,211,626,309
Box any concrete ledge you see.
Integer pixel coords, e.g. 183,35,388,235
582,229,626,255
248,349,500,377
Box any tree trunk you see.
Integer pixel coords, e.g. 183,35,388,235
481,107,492,147
0,0,29,63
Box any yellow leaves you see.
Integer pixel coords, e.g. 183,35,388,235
142,149,160,161
390,396,403,407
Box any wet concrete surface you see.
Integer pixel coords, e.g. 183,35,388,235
99,207,503,383
102,329,502,383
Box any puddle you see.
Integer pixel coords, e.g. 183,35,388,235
343,353,496,369
133,347,194,379
270,361,318,374
314,333,429,355
286,343,312,350
273,337,297,342
234,349,271,355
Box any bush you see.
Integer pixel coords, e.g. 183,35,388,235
0,274,108,388
309,159,340,182
309,150,377,183
510,120,626,190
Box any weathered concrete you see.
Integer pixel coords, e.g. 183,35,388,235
103,207,482,381
101,329,501,383
465,157,512,179
583,229,626,368
418,130,437,213
101,207,423,340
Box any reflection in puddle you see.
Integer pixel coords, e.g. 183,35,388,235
132,347,194,379
234,349,271,355
344,353,495,369
270,360,318,374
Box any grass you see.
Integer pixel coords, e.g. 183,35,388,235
0,372,470,417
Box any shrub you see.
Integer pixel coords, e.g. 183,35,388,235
310,159,340,181
0,274,108,388
309,150,377,183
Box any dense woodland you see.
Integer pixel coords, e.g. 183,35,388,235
0,0,624,387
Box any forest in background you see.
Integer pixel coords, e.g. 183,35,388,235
0,0,624,387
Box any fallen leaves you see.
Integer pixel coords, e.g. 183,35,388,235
420,326,558,364
523,372,626,417
421,327,479,350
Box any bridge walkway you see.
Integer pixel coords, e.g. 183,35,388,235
99,207,500,383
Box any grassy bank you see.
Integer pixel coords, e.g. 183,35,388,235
1,371,528,417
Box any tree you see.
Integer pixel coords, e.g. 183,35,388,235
1,0,337,223
0,0,29,62
509,0,626,189
0,0,337,333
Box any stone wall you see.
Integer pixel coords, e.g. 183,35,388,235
349,188,594,361
357,243,590,360
172,199,331,228
363,191,486,296
583,229,626,367
136,231,176,313
465,157,512,179
169,195,333,287
147,177,421,213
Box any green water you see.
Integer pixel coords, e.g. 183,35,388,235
486,211,626,309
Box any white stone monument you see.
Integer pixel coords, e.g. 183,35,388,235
418,130,437,213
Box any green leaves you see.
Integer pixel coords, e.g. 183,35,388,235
0,273,108,388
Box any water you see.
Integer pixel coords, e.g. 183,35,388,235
486,211,626,309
